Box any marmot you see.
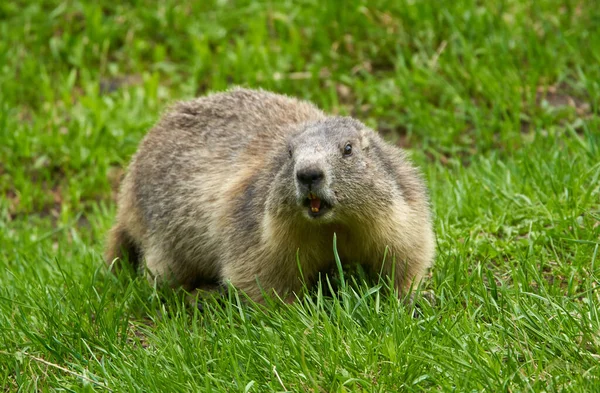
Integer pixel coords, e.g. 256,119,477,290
105,88,435,302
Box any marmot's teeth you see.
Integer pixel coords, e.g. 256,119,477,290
310,196,321,213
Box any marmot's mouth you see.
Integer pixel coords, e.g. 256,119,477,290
304,192,331,217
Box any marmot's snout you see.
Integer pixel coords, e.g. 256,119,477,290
296,166,324,188
294,161,334,219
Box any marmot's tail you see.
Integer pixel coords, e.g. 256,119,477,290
104,224,141,273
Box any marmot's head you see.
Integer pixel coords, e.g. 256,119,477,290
273,117,398,224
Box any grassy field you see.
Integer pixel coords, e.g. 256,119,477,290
1,0,599,391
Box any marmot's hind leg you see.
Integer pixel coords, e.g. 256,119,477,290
105,223,141,272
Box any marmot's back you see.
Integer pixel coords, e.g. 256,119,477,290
146,88,325,152
105,88,435,303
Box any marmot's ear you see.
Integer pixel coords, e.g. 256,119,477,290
360,129,372,150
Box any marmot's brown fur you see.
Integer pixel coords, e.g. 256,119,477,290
105,88,435,302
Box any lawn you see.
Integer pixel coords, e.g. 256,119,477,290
1,0,599,391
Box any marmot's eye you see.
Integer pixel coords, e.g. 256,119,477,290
343,143,352,157
288,148,293,158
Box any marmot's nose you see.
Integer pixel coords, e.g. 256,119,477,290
296,167,324,187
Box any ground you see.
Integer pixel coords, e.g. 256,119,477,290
1,0,599,391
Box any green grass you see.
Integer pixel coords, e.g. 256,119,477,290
1,0,599,391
